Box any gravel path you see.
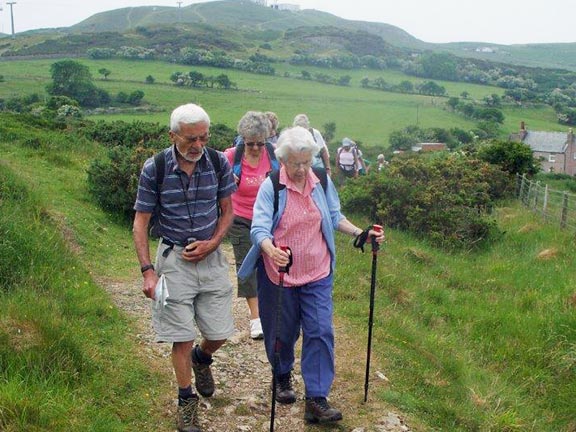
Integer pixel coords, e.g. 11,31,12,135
100,243,413,432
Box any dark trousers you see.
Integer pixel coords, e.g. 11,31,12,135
257,261,335,398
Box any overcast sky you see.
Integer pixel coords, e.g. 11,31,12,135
0,0,574,45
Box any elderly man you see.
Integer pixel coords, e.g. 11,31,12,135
133,103,237,432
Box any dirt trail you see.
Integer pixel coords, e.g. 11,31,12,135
101,244,413,432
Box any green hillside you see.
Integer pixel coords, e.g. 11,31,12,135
2,0,575,71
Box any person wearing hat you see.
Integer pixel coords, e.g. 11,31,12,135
336,138,359,178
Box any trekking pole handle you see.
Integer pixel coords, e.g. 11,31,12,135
278,245,292,274
371,225,383,253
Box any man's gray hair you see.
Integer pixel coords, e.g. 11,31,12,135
274,126,321,161
292,113,310,129
170,103,210,132
237,111,270,141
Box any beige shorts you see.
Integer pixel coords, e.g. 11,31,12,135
152,242,235,343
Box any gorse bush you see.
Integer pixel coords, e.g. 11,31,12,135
85,120,236,220
80,119,169,148
340,153,512,249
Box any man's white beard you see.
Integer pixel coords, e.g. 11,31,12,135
177,146,204,163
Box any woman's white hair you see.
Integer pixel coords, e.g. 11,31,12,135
292,113,310,129
274,126,321,161
170,103,210,132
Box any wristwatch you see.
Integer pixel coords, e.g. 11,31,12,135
140,264,155,274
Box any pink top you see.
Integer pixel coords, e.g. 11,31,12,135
224,147,272,220
263,168,331,286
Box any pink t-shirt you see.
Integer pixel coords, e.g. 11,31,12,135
224,147,272,220
263,168,331,286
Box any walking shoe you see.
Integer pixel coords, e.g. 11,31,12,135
273,371,296,404
250,318,264,340
304,397,343,423
191,347,215,398
176,395,201,432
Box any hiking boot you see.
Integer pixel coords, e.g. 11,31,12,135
176,395,201,432
191,348,215,398
273,371,296,404
304,397,343,423
250,318,264,340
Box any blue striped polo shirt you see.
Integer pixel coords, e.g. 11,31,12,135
134,145,237,244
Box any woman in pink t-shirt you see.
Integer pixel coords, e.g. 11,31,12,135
224,111,278,339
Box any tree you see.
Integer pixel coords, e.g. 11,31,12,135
215,74,233,89
127,90,145,106
397,80,414,93
98,68,111,80
478,140,540,176
337,75,351,86
145,75,155,84
46,60,109,108
188,71,205,87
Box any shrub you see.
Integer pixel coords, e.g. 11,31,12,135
85,121,236,219
478,139,540,176
340,154,510,249
79,120,168,148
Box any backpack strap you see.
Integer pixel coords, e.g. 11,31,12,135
271,166,327,216
153,151,166,202
234,140,279,183
205,146,221,174
233,139,245,179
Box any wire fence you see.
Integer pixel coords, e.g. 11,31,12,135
516,174,576,231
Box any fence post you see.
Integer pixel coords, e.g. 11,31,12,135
527,178,534,206
543,185,549,220
561,192,568,229
533,181,540,210
519,174,526,202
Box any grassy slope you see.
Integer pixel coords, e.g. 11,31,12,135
0,118,170,431
334,204,576,430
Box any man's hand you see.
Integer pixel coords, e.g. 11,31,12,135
142,271,159,299
182,240,217,263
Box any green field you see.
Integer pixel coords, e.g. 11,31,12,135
0,57,566,149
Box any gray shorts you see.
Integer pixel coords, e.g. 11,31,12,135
152,241,235,343
228,216,257,298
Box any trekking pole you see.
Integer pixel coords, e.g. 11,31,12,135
364,225,383,402
270,246,292,432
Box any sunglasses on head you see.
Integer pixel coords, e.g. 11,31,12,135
245,141,266,147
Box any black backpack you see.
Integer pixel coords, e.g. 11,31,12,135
149,147,222,237
269,166,328,216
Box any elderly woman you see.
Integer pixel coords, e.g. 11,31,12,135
265,111,280,146
224,111,279,340
238,126,384,423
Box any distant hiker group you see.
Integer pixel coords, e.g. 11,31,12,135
132,103,385,432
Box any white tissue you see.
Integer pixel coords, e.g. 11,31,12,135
154,274,169,307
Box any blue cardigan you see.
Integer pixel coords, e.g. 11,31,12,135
237,171,345,281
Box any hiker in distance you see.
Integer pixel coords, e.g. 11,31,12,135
292,113,332,175
224,110,279,340
238,126,385,423
133,103,237,432
265,111,280,146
